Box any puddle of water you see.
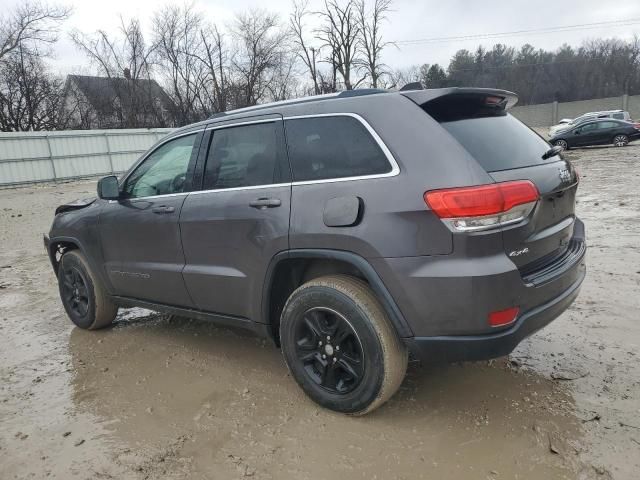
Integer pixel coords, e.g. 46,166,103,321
63,314,582,479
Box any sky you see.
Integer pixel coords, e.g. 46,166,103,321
11,0,640,76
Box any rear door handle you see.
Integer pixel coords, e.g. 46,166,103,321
249,198,281,209
151,205,175,214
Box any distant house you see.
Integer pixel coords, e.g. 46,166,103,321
61,73,176,129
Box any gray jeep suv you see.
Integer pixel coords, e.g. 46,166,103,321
45,87,586,414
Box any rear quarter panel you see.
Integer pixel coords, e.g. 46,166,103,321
287,94,495,258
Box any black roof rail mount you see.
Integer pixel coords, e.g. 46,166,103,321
400,82,424,92
337,88,387,98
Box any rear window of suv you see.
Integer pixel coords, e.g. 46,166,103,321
285,116,392,181
440,114,551,172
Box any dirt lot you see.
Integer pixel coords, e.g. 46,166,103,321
1,144,639,480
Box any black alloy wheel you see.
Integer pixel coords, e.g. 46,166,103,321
280,275,408,415
57,250,118,330
294,307,364,395
61,266,90,318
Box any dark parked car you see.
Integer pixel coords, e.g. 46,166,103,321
548,109,632,137
550,118,640,149
45,87,586,414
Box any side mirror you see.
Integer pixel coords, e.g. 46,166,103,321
574,129,581,135
97,175,120,200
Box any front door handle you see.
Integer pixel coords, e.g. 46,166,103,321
151,205,175,214
249,198,281,209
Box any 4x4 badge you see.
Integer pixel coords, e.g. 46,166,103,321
559,167,571,183
509,247,529,257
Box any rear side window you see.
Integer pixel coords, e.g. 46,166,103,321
612,113,624,120
439,114,551,172
203,122,284,190
598,121,619,129
285,116,392,181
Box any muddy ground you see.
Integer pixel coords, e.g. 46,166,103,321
1,144,639,480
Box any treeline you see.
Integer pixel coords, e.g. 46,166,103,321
2,0,640,131
409,39,640,105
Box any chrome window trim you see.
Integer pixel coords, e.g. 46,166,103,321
111,191,191,202
283,112,400,186
205,118,279,131
118,112,400,200
188,182,291,196
114,182,293,202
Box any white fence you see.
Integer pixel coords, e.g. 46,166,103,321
0,128,173,186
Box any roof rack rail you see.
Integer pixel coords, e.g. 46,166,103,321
206,88,388,120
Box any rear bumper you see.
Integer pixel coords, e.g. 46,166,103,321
403,264,585,363
370,217,586,362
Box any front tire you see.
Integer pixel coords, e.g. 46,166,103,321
58,250,118,330
613,134,629,147
280,275,407,415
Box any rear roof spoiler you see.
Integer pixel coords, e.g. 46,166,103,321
401,87,518,110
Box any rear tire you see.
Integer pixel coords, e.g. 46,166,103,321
57,250,118,330
280,275,407,415
613,134,629,147
554,139,569,150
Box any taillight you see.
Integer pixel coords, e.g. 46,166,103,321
424,180,539,232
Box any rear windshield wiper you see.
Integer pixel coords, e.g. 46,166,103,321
542,145,563,160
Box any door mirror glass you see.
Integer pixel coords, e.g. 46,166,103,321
97,175,120,200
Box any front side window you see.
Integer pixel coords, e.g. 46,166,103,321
203,122,282,190
123,134,197,198
285,116,392,182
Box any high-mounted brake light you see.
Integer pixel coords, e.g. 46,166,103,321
424,180,539,232
484,95,504,105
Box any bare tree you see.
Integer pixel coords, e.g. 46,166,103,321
355,0,392,88
381,65,421,90
290,1,322,95
71,18,154,80
197,25,230,113
153,4,207,124
0,44,66,131
267,51,300,101
315,0,362,90
70,17,165,128
0,1,70,62
231,10,290,107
